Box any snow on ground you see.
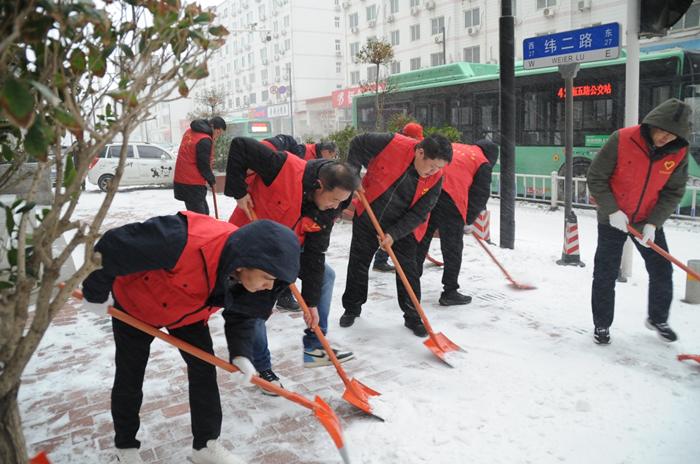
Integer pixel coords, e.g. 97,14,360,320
19,186,700,463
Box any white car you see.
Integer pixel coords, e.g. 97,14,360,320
87,143,176,192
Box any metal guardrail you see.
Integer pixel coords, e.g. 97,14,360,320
491,171,699,220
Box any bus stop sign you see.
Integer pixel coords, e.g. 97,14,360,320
523,22,620,69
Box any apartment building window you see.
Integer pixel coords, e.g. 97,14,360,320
336,62,342,73
274,21,279,33
350,41,360,59
390,0,399,14
410,0,420,7
367,66,378,82
285,38,291,50
335,39,342,52
261,69,268,81
390,30,400,46
260,48,267,61
366,5,377,22
335,16,341,28
249,93,256,104
430,52,444,66
463,45,480,63
248,52,254,67
465,8,480,27
431,16,445,35
236,97,241,107
351,70,360,85
259,5,265,18
349,13,359,29
390,61,401,74
410,57,421,70
249,72,255,83
670,1,700,31
275,65,281,79
284,15,290,28
410,24,420,41
262,90,269,101
537,0,556,8
235,78,240,89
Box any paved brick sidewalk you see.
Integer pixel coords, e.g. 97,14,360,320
19,298,386,463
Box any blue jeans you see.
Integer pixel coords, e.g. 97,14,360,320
252,263,335,371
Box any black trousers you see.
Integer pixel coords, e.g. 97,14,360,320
111,317,221,450
342,214,422,322
416,194,465,293
174,183,210,215
591,223,673,329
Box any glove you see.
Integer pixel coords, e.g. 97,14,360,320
231,356,255,384
636,224,656,248
82,300,111,316
464,224,473,235
608,210,629,233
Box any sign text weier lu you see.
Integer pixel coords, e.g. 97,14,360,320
523,23,620,70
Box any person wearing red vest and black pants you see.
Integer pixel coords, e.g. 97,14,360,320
416,139,499,306
225,137,360,386
587,98,692,345
81,213,300,464
174,117,226,214
340,133,453,337
263,133,338,161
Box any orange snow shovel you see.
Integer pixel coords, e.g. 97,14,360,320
289,284,383,420
356,191,463,367
678,354,700,364
70,290,351,463
627,225,700,282
471,235,537,290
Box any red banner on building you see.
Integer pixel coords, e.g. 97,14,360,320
332,87,364,109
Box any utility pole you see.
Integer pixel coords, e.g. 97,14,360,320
441,26,446,65
499,0,515,249
287,64,294,137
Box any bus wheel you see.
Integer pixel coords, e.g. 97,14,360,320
557,159,591,205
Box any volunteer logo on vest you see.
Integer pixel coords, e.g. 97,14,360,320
661,160,676,174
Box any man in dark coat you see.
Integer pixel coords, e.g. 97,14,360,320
339,132,452,337
174,117,226,214
82,214,299,464
225,137,360,390
587,98,692,345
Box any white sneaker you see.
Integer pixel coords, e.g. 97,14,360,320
190,439,245,464
115,448,144,463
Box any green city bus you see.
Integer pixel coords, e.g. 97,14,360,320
223,118,272,141
352,48,700,213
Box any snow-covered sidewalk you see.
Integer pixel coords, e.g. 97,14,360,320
20,188,700,463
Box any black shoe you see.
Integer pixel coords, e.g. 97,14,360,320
339,311,358,328
276,291,300,312
645,318,677,342
594,327,610,345
258,369,283,396
439,290,472,306
373,261,395,272
404,319,428,337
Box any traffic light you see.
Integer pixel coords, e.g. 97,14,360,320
640,0,694,37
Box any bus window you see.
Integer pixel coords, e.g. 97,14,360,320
683,84,700,166
651,85,672,108
478,94,498,140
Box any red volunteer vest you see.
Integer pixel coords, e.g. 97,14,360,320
174,129,212,185
442,143,489,222
354,134,443,241
229,154,319,244
112,212,236,329
304,144,318,161
610,125,687,222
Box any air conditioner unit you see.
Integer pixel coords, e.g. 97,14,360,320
368,19,377,28
425,1,436,10
387,14,395,23
273,32,279,38
577,0,591,11
342,1,351,9
543,7,555,17
467,26,480,35
433,34,443,44
350,26,359,33
411,6,420,16
281,29,287,35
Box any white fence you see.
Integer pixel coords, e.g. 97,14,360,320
490,171,699,220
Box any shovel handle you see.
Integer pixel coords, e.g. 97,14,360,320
355,191,436,336
211,184,219,220
627,225,700,281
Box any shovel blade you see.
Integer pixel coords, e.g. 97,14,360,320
312,395,347,451
678,354,700,364
342,378,383,419
424,332,463,366
510,280,537,290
